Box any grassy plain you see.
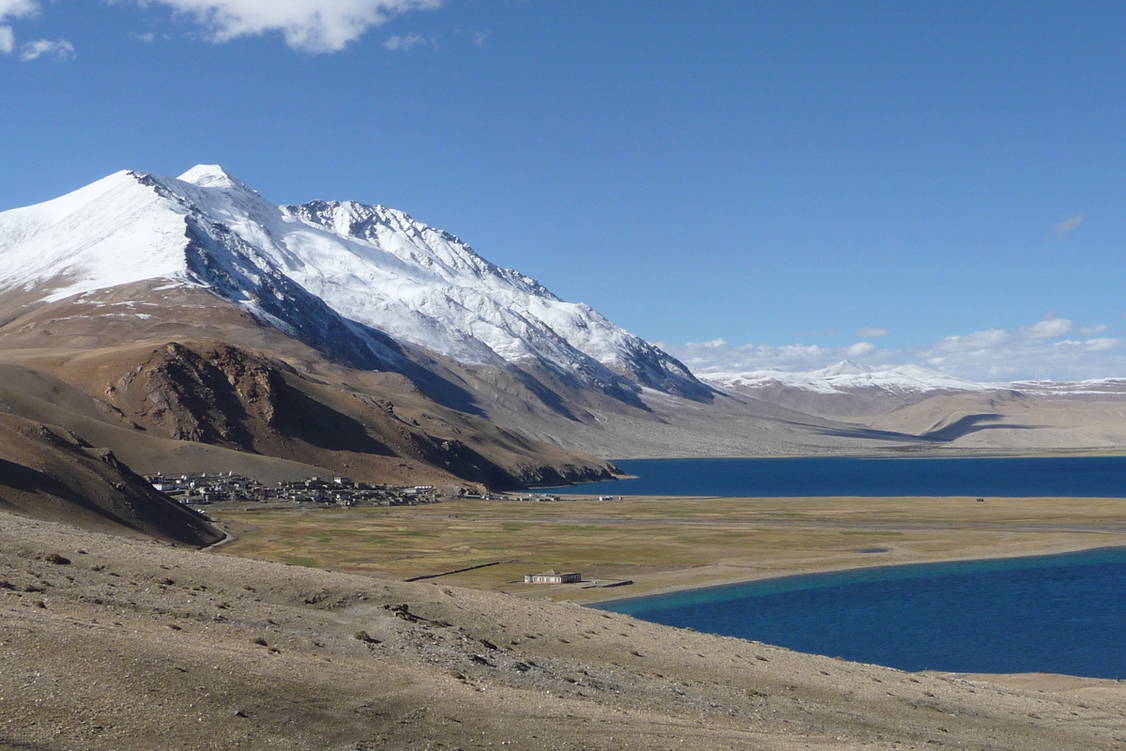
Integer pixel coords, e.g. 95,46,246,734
212,494,1126,603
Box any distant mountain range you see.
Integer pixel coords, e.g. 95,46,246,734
2,166,1125,516
701,360,1126,418
703,361,988,398
700,361,1126,448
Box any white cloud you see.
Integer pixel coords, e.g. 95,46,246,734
670,340,881,374
20,38,74,61
461,28,489,46
685,337,726,349
1023,317,1072,339
384,31,434,51
667,315,1126,381
144,0,442,52
1084,337,1122,352
130,31,157,42
1054,214,1084,234
909,320,1121,381
856,327,888,338
0,0,37,22
847,341,876,357
0,0,35,54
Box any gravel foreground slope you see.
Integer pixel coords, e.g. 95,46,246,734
1,510,1123,751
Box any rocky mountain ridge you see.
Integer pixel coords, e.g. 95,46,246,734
0,165,707,402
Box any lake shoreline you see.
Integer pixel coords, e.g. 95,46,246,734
589,542,1126,679
584,538,1126,606
533,489,1126,604
546,455,1126,498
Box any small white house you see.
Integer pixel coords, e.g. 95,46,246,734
524,569,581,584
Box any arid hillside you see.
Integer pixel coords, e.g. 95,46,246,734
0,281,625,489
0,413,221,545
2,510,1123,751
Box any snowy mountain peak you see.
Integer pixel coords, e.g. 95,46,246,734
177,164,246,190
0,166,708,402
815,360,872,377
701,362,989,396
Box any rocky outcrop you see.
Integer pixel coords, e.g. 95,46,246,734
93,339,616,489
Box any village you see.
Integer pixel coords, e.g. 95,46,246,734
144,471,446,507
143,471,620,508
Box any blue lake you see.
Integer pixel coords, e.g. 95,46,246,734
597,547,1126,678
552,455,1126,497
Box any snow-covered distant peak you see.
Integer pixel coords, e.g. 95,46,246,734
814,360,871,377
177,164,247,191
702,361,992,396
1008,377,1126,396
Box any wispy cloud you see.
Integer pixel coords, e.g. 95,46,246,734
685,337,727,348
847,341,876,357
20,38,74,61
4,0,449,55
1023,316,1071,339
130,30,157,42
459,27,490,46
0,0,38,55
669,340,889,374
383,31,435,51
856,326,888,338
920,322,1123,381
666,314,1126,381
0,0,38,22
141,0,443,53
1054,214,1084,235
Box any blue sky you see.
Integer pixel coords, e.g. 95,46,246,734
2,0,1125,380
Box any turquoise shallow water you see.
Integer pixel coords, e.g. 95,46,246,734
597,547,1126,678
552,456,1126,497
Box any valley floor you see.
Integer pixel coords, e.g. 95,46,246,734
210,494,1126,604
2,509,1125,750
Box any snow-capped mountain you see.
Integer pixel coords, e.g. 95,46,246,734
702,361,991,396
1006,378,1126,396
698,361,1001,419
0,165,706,400
701,360,1126,423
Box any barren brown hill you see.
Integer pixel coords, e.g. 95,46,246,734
0,413,221,546
0,282,626,489
867,390,1126,450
